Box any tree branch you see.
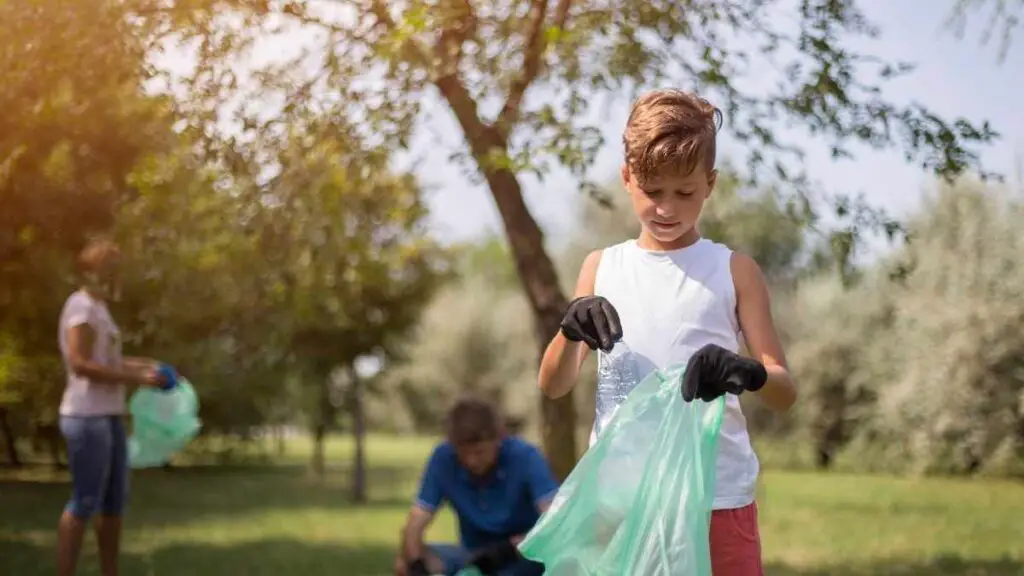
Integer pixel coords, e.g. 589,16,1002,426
367,0,494,152
367,0,431,68
496,0,572,134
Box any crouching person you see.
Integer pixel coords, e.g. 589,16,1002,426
395,395,558,576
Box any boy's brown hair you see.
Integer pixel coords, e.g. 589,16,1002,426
445,394,503,445
622,89,723,182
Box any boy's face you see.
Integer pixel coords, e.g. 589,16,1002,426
622,164,717,248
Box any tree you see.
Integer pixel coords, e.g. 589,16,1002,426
381,274,536,431
860,180,1024,475
783,178,1024,476
948,0,1023,61
248,114,448,488
0,0,176,464
139,0,998,478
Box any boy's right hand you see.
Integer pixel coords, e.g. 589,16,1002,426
560,295,623,352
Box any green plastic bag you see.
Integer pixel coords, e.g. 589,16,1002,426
127,376,201,468
517,362,725,576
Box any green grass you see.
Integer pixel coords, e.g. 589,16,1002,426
2,435,1023,575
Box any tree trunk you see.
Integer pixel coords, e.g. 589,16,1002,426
35,422,63,469
311,373,332,478
349,369,367,503
434,75,577,480
489,171,578,482
312,423,326,477
0,408,21,467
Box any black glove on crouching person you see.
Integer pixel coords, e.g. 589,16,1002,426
681,343,768,403
406,558,430,576
467,540,522,575
560,295,623,353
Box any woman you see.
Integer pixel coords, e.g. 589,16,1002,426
57,238,166,576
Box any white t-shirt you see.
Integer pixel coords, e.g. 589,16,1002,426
58,290,125,416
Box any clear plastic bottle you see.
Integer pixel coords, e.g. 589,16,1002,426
593,341,643,439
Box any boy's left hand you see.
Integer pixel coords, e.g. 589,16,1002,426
681,344,767,402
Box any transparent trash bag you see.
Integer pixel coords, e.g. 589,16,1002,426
517,356,725,576
127,374,201,469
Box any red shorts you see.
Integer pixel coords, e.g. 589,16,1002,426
709,502,763,576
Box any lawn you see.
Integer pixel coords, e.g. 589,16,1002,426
1,435,1023,576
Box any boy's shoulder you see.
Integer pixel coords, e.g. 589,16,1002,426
586,239,635,265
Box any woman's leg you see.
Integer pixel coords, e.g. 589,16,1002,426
709,502,764,576
95,416,129,576
58,416,114,576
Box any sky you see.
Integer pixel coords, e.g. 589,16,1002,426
411,0,1023,251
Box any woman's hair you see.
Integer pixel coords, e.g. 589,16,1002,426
445,393,503,445
76,237,121,275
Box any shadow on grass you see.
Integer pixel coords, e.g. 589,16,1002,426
765,556,1024,576
0,463,418,534
4,536,1022,576
0,537,397,576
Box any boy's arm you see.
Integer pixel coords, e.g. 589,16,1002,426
731,252,797,412
538,249,602,399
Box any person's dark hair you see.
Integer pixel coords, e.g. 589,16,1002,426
76,237,120,276
445,394,503,445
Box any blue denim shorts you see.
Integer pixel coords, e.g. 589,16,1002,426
59,415,130,519
428,543,544,576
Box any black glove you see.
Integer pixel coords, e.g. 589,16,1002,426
560,295,623,352
681,344,768,403
467,540,521,575
407,558,430,576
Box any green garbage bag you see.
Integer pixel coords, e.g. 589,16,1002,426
127,373,201,469
517,360,725,576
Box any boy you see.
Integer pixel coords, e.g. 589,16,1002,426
395,395,558,576
537,89,797,575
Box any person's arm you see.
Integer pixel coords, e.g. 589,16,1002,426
66,323,153,387
538,249,602,399
524,445,559,515
398,448,446,565
122,357,160,371
399,506,436,563
507,444,560,545
731,252,797,412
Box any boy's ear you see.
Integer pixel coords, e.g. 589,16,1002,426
620,164,631,188
706,169,718,197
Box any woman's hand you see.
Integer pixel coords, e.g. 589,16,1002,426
131,367,164,388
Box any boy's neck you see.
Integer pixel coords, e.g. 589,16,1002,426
636,228,701,252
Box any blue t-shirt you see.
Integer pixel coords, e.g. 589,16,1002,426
415,436,560,550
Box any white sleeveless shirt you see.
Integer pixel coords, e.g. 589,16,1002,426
591,238,759,510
